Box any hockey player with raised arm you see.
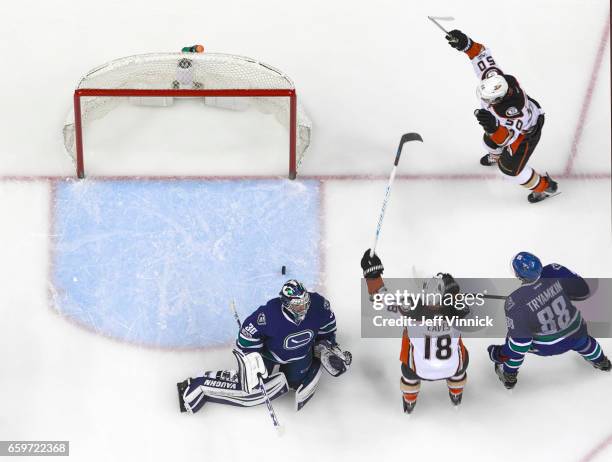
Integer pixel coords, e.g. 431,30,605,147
488,252,611,389
177,280,351,413
445,29,558,203
361,250,469,414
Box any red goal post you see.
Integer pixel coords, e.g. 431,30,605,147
63,52,312,179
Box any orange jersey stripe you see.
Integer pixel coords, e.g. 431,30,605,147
400,328,410,364
490,125,511,145
466,42,484,60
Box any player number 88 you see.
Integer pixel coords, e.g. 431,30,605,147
536,296,572,333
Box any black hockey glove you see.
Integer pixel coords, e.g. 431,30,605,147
475,109,498,133
437,272,460,296
487,345,508,364
446,29,472,51
361,249,384,279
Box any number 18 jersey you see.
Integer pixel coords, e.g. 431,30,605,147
400,318,467,381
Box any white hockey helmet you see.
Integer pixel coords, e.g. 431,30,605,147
422,275,446,308
476,74,509,105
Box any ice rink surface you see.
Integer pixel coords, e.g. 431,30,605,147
0,0,610,461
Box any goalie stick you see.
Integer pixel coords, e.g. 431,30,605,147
370,133,423,258
230,300,283,434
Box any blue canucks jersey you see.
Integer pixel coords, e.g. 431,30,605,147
500,264,592,373
235,292,337,364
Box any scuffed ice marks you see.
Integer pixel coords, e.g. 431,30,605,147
50,178,320,348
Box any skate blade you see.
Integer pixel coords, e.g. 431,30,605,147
530,191,562,204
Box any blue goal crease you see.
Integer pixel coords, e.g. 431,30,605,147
51,179,321,349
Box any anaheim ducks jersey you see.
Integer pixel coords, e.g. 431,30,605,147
400,313,467,381
465,42,543,154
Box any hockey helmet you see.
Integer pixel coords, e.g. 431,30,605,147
422,275,446,308
512,252,543,283
476,74,509,105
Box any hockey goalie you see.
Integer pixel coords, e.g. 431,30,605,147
176,280,351,413
361,250,469,414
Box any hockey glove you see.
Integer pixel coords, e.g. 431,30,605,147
446,29,472,51
361,249,384,279
315,340,352,377
475,109,498,133
438,272,460,296
487,344,508,364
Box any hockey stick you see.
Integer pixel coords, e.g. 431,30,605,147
370,133,423,257
230,300,283,434
427,16,455,35
480,293,507,300
412,267,507,300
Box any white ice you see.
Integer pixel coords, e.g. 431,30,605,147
0,0,610,461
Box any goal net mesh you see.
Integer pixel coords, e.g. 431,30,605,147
63,52,312,173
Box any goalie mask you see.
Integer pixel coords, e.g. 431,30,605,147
280,280,311,323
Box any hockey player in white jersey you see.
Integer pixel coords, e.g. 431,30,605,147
361,250,469,414
444,29,558,203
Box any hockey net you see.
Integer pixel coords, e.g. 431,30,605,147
63,52,312,178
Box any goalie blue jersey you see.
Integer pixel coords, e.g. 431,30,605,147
500,263,592,372
235,292,337,364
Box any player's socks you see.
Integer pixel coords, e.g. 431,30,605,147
447,372,467,405
527,174,558,203
577,338,611,371
480,153,500,166
400,377,420,414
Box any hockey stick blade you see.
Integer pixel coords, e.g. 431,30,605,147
395,132,423,166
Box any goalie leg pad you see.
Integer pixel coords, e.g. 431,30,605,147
294,359,322,411
233,349,268,394
180,370,288,413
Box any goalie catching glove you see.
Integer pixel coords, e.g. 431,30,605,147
314,340,352,377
